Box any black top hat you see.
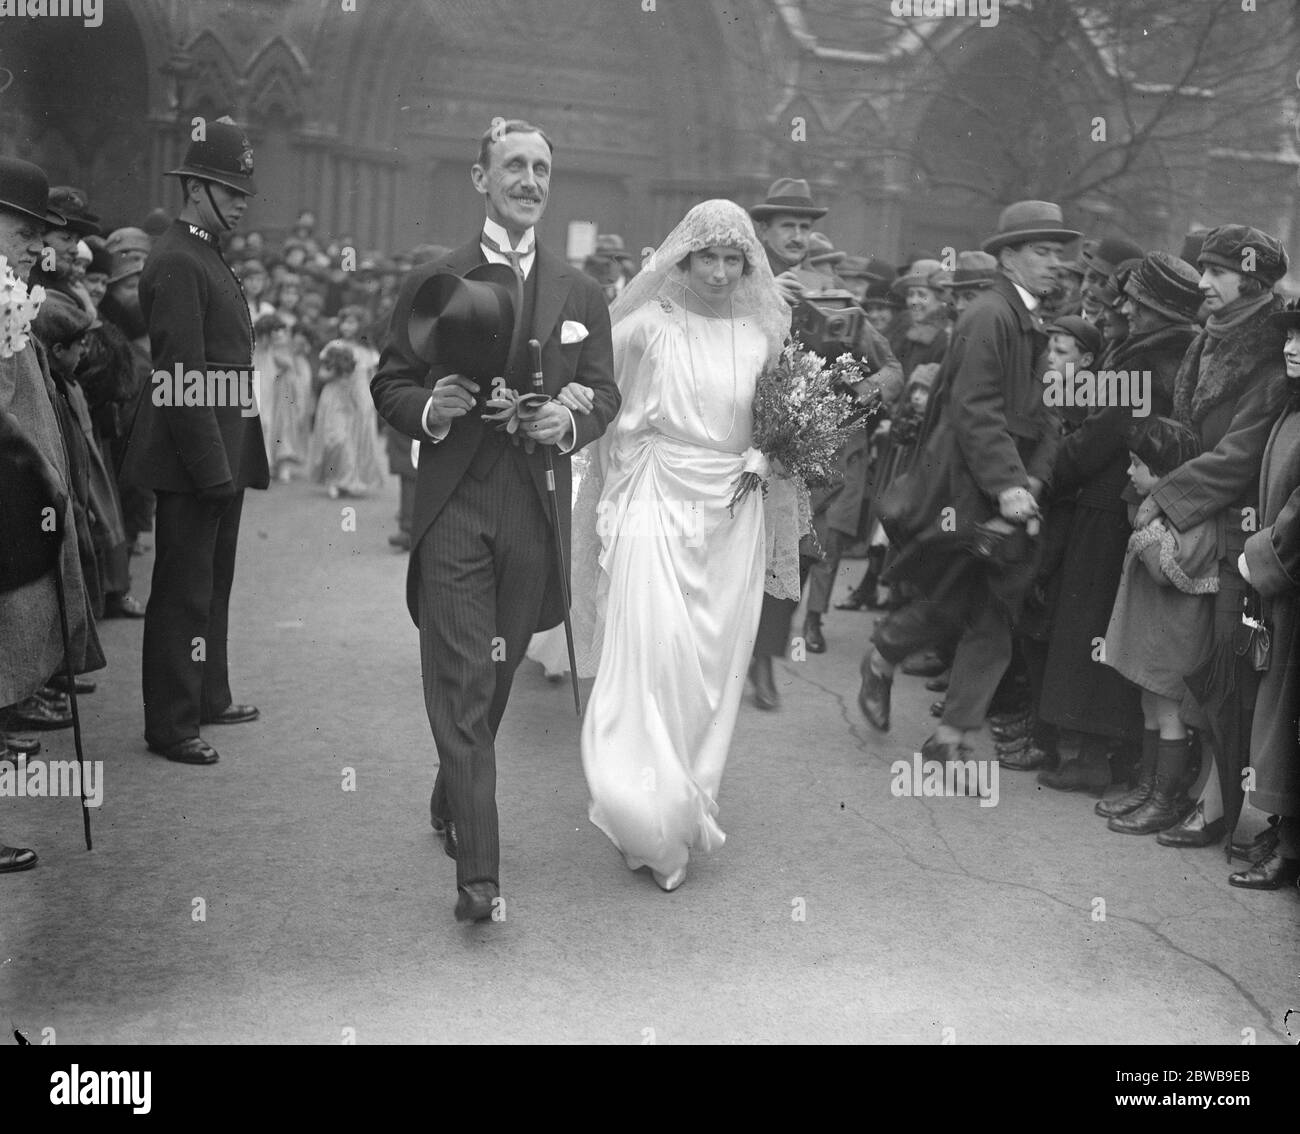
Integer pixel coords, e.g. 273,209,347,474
166,117,258,196
400,262,523,379
0,156,67,228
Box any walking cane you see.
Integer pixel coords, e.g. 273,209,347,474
49,500,93,851
528,339,583,716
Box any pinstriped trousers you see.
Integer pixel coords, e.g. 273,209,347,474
416,443,553,888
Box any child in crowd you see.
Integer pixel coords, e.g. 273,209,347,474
307,342,385,498
1101,417,1217,836
253,313,313,482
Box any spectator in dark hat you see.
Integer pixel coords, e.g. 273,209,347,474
949,250,998,312
1126,222,1290,849
583,234,636,305
34,292,137,620
81,238,112,308
1080,236,1144,322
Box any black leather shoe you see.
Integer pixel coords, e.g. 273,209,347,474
902,650,946,678
987,708,1030,729
201,704,259,725
925,672,950,693
749,656,779,710
0,845,38,873
1,695,72,731
803,615,826,654
1156,802,1226,848
1228,851,1300,890
1000,743,1050,771
858,657,891,731
148,737,220,765
989,717,1032,742
45,674,95,695
102,593,146,619
454,881,500,922
1230,823,1280,863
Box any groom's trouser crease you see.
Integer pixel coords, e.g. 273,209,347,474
417,447,553,888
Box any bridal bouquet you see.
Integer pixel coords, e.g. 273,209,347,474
0,254,46,360
729,343,879,515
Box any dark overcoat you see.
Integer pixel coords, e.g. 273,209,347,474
121,220,271,493
1037,322,1197,738
1242,403,1300,816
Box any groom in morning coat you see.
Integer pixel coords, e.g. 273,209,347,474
371,120,619,922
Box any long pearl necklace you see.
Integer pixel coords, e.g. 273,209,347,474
680,283,737,442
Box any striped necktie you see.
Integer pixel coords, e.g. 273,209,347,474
480,231,529,284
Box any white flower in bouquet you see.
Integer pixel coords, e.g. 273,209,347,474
0,254,46,360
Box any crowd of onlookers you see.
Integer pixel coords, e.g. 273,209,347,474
3,156,1297,895
809,221,1298,895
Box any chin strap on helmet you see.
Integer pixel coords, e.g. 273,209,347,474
202,181,232,232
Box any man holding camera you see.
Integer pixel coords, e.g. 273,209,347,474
858,201,1075,768
748,180,900,701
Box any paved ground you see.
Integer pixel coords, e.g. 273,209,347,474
2,473,1296,1044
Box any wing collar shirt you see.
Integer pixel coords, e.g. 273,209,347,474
421,217,575,450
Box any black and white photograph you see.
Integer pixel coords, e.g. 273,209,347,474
1,0,1297,1073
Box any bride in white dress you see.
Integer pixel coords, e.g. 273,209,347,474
571,200,790,892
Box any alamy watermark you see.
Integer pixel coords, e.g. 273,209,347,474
152,364,260,418
0,755,103,807
891,752,1000,808
0,0,102,28
890,0,999,28
1042,363,1152,418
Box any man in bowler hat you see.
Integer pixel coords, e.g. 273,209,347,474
121,117,270,766
372,120,619,922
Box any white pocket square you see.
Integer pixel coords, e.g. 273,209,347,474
560,320,589,345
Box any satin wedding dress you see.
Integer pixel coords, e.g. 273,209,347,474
577,295,768,885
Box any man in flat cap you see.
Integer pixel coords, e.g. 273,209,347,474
121,117,270,767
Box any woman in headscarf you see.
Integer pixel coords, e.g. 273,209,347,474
571,200,790,892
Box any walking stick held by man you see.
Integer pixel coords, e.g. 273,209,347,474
526,338,583,716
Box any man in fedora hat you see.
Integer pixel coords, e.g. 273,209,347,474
0,155,106,864
120,116,270,768
582,233,635,305
750,177,829,307
859,199,1078,769
371,118,619,923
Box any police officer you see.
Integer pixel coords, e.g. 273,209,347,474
121,118,270,765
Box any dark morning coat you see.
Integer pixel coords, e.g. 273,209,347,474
888,274,1058,605
370,239,620,631
1036,322,1196,739
120,220,270,493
